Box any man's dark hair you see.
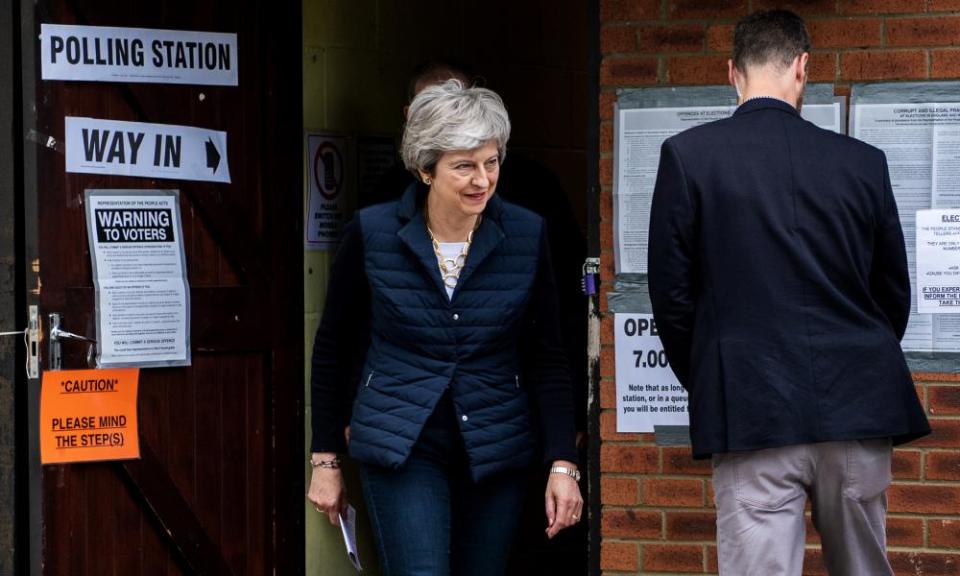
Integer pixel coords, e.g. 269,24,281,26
733,10,810,72
406,60,475,100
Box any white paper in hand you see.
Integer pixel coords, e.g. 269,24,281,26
339,504,363,571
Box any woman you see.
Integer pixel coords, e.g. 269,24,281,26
307,80,581,575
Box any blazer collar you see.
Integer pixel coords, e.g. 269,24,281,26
733,96,800,118
396,182,506,302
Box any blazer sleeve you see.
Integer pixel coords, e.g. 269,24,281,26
869,156,911,340
647,138,698,387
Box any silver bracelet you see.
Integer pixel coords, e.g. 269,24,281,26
309,456,341,469
550,465,581,482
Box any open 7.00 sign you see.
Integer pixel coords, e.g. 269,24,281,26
613,313,689,433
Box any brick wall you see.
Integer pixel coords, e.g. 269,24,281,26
598,1,960,574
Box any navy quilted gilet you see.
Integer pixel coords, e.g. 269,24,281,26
347,183,541,482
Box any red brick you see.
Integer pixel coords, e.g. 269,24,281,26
638,24,705,53
808,18,882,49
910,418,960,449
663,446,712,475
601,25,637,54
601,445,660,473
601,410,644,442
808,52,838,82
930,518,960,548
669,0,748,20
930,0,960,11
752,0,838,15
914,372,960,383
600,120,614,153
601,0,660,21
886,516,924,547
600,91,617,120
601,56,658,86
643,478,704,507
705,482,715,508
927,450,960,480
602,509,662,538
600,156,613,186
888,484,960,514
602,477,640,505
706,24,735,53
601,541,639,571
600,186,614,221
601,380,617,409
666,511,717,541
601,345,615,378
600,217,615,251
805,515,821,544
706,545,718,572
601,313,614,345
892,449,922,480
667,55,730,85
930,385,960,415
840,50,926,81
887,17,960,47
841,0,927,14
643,544,703,572
932,49,960,79
803,548,828,576
889,552,960,576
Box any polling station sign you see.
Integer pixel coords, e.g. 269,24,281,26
40,368,140,464
40,24,238,86
66,117,230,183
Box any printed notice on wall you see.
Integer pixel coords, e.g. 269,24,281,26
66,117,230,183
917,210,960,313
853,103,960,351
614,102,843,274
614,313,688,432
40,24,238,86
85,190,190,367
306,133,349,251
40,368,140,464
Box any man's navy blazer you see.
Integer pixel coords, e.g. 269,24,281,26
648,97,930,458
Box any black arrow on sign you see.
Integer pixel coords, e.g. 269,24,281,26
205,138,221,173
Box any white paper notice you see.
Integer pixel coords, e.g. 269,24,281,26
306,134,349,251
614,102,842,273
40,24,238,86
66,117,230,183
614,313,688,432
85,190,190,367
853,103,960,351
339,504,363,572
916,210,960,313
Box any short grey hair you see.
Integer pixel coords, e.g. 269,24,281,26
401,79,511,176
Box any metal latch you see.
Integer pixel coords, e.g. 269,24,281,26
48,313,96,371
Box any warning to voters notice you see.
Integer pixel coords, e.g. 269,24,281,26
917,210,960,313
85,190,191,367
40,368,140,464
614,313,689,432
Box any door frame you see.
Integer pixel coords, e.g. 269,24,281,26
13,0,305,572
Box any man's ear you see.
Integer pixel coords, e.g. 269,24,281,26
796,52,810,83
727,59,737,88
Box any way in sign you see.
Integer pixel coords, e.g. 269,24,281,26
82,129,181,168
65,117,231,184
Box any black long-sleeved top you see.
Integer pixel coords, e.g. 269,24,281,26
310,213,577,466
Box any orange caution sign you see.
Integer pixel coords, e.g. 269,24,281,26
40,368,140,464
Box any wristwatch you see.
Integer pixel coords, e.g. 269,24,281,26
550,465,581,482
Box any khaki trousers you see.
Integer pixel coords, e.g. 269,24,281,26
712,440,893,576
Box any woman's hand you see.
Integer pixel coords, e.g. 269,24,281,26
544,459,583,539
306,452,347,526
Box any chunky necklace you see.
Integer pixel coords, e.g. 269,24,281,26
425,212,481,290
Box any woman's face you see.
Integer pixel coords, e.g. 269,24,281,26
424,141,500,218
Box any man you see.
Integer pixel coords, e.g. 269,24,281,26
648,10,930,575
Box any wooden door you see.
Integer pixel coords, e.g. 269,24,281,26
28,1,302,573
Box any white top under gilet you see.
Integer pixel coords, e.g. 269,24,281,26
436,242,467,299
